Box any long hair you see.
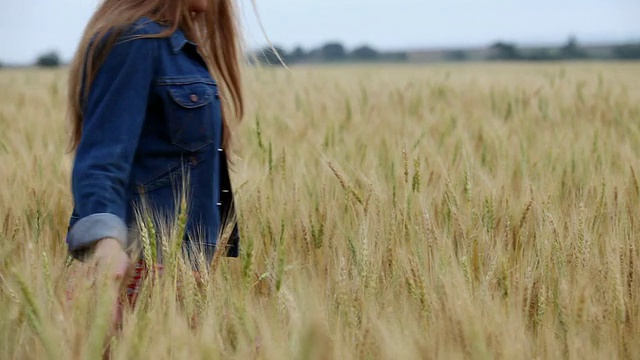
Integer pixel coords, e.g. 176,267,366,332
67,0,244,153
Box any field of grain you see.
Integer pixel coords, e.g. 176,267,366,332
1,63,640,359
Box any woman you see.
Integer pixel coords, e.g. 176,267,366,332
66,0,243,288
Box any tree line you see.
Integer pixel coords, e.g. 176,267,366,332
253,37,640,65
0,51,62,68
2,37,639,69
487,36,640,61
251,42,407,65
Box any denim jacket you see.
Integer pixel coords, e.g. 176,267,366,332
66,18,239,262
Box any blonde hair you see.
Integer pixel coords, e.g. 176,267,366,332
67,0,244,152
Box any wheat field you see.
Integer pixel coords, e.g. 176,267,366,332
1,63,640,359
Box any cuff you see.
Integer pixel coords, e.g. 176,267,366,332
67,213,128,260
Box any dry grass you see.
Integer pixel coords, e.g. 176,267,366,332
1,62,640,359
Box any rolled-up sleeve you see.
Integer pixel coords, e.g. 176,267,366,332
67,32,157,257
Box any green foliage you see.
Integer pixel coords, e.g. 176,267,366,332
250,42,398,64
288,46,307,63
249,37,639,65
559,36,588,59
252,45,288,66
526,49,560,61
351,45,379,60
489,42,523,60
613,44,640,59
35,51,61,68
445,50,469,61
489,36,594,61
321,42,346,61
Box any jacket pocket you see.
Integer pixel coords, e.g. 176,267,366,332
134,153,203,194
162,78,219,152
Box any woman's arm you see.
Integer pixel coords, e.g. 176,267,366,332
67,31,158,258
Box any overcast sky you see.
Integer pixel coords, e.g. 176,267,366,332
0,0,639,64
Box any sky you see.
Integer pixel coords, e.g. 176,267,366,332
0,0,639,64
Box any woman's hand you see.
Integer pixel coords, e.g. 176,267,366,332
90,238,131,334
92,238,130,281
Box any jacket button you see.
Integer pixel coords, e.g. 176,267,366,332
215,92,220,99
190,94,199,102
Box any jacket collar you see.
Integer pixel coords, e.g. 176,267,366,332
169,28,197,54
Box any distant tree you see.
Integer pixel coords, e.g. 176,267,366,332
254,46,287,66
383,51,408,62
560,36,588,59
321,42,346,61
36,51,61,67
445,50,468,61
306,48,322,59
351,45,379,60
489,42,522,60
525,49,559,61
288,46,307,63
613,44,640,60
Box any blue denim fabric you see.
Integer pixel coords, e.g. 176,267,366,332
66,18,239,261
